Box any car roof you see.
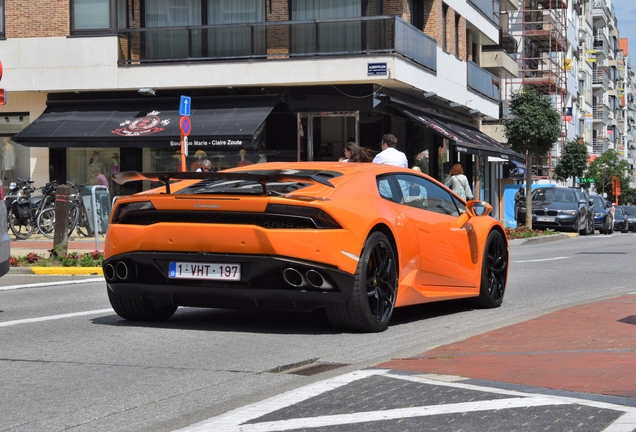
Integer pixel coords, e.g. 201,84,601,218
224,161,414,176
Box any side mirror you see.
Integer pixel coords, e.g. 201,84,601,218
467,201,492,217
453,201,493,229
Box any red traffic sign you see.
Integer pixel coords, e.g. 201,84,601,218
179,116,192,137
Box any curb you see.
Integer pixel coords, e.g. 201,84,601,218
508,232,573,246
20,267,103,276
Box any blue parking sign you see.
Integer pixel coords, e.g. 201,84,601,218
179,95,191,116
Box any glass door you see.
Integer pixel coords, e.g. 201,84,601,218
297,112,359,161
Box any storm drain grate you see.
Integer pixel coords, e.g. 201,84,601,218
286,362,350,376
268,359,350,376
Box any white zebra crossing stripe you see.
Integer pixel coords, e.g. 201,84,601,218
172,370,636,432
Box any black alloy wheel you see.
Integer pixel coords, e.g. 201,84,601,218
474,230,507,308
326,231,398,333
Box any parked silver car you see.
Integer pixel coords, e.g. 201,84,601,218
0,178,10,277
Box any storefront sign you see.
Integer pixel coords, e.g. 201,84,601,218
169,139,245,147
368,62,387,76
112,111,170,137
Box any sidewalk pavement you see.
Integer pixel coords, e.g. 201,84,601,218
5,231,636,406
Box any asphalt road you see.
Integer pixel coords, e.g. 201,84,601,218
1,233,636,431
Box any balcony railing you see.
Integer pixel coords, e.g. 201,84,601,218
467,61,501,101
467,0,500,24
117,16,437,73
593,105,609,123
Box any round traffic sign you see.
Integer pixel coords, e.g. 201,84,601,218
180,116,192,137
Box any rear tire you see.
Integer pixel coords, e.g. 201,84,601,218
9,213,34,240
325,231,397,333
107,288,177,321
474,230,508,308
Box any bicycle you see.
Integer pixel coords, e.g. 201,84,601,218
8,179,58,239
36,182,90,239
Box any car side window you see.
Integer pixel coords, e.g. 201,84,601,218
377,175,401,204
395,174,461,217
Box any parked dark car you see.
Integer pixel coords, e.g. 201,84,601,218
612,206,628,233
589,195,613,235
517,186,594,235
622,206,636,232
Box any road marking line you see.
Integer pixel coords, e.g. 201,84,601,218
603,412,636,432
221,397,568,432
173,370,636,432
0,278,102,291
515,257,570,263
0,309,112,327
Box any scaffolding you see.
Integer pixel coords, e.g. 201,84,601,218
506,0,569,179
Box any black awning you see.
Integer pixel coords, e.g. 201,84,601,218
13,96,281,149
397,106,525,163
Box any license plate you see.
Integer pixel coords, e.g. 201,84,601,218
169,262,240,281
536,217,555,222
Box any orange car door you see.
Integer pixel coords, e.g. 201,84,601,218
395,174,477,289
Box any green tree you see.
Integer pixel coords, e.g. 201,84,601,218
553,137,588,184
503,87,561,226
585,150,631,202
619,186,636,205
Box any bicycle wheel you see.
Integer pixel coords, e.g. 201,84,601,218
76,208,90,237
36,207,56,239
68,202,80,235
9,213,35,240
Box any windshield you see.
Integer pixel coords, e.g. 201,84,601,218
623,206,636,216
590,196,604,207
532,188,576,203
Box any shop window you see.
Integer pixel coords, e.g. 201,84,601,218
66,148,122,195
71,0,112,33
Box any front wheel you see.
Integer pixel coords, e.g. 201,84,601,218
474,230,508,308
326,231,398,333
36,207,56,239
107,288,177,321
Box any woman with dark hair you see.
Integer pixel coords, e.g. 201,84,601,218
341,142,374,163
445,163,474,200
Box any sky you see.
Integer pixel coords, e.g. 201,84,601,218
612,0,636,62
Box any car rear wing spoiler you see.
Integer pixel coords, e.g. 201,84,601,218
112,171,335,195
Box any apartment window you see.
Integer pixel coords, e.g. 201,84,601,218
442,4,448,51
71,0,111,33
291,0,362,54
0,0,4,38
207,0,266,57
455,13,460,57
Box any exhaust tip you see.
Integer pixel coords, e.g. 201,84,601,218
282,268,305,287
104,263,115,281
305,270,324,288
115,261,129,280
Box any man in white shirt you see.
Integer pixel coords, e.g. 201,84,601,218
372,134,408,168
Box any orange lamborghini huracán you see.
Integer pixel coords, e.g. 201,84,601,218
103,162,508,333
